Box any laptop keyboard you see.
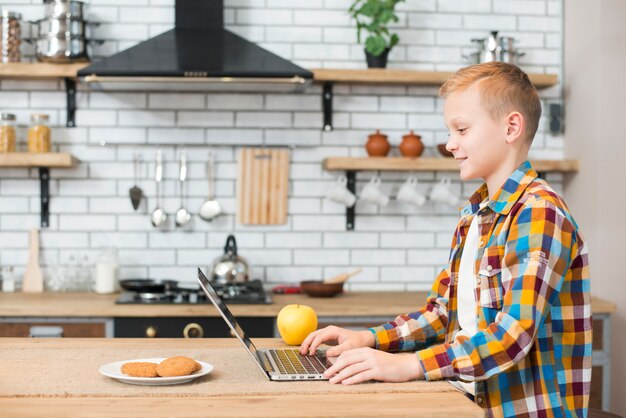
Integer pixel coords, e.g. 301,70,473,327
268,349,328,375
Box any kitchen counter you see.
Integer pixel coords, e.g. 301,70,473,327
0,338,484,418
0,291,616,317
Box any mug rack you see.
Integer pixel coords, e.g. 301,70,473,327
322,157,579,230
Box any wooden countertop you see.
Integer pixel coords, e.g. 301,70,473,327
0,291,616,317
0,338,484,418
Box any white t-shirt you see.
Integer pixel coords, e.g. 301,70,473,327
449,214,480,396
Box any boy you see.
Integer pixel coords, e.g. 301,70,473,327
301,62,591,418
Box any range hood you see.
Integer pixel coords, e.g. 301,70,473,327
78,0,313,92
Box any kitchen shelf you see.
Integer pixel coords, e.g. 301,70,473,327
311,68,558,131
323,157,578,230
0,63,89,128
0,152,79,228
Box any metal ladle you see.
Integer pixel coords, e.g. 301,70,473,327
151,150,167,228
198,151,221,222
175,150,191,227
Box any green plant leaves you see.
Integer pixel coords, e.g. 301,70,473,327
349,0,405,56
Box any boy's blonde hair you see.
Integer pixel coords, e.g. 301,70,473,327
440,62,542,143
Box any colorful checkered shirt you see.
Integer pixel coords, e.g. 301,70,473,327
369,161,592,418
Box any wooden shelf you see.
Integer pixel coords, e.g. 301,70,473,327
0,152,77,168
323,157,579,173
0,63,89,79
311,68,558,89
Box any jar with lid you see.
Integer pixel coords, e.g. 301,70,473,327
0,113,17,153
27,113,51,153
0,11,22,63
95,248,119,294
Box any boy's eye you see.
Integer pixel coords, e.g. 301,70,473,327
457,128,467,134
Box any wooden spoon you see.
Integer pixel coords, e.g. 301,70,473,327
323,268,363,284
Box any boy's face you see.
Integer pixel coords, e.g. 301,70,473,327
443,83,510,183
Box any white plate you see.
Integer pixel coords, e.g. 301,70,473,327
99,358,213,386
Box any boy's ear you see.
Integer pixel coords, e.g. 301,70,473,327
505,111,524,144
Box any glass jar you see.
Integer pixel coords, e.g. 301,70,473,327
0,113,17,153
95,248,119,294
0,11,22,63
27,113,51,153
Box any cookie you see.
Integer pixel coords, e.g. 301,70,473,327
121,362,158,378
156,356,200,377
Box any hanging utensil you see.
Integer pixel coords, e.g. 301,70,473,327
22,229,44,293
175,150,191,228
151,150,167,228
198,151,221,222
129,152,144,210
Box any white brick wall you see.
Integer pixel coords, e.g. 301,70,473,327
0,0,564,290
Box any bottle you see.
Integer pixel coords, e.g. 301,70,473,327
95,248,119,294
27,113,51,153
1,266,16,292
0,113,17,153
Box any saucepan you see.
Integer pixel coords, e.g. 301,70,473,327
44,0,86,20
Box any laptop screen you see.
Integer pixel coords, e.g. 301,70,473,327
197,269,260,356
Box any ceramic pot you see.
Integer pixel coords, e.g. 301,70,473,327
365,48,390,68
399,130,424,157
365,129,390,157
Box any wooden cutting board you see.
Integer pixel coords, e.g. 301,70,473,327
237,148,289,225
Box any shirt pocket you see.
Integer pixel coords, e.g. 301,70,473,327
477,245,505,309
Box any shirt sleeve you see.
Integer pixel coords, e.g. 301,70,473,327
368,226,459,352
416,198,576,382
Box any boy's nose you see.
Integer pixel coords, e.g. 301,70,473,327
445,138,458,153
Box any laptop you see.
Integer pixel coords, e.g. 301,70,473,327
197,269,331,381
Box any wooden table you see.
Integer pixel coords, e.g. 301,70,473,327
0,338,484,418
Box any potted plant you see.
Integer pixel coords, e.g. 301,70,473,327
349,0,405,68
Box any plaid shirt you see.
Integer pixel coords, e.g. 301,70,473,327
370,161,591,418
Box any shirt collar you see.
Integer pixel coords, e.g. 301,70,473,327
459,160,538,217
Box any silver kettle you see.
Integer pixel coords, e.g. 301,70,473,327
210,235,249,284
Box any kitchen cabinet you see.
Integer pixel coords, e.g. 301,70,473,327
0,152,78,228
322,156,579,230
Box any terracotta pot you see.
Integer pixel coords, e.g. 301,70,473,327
399,130,424,157
365,130,390,157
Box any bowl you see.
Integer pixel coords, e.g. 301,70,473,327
299,280,344,297
437,143,454,158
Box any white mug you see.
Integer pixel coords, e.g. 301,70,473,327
326,175,357,207
359,176,389,206
396,176,426,207
429,177,458,206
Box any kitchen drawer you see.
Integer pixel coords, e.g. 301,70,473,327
114,316,275,338
0,318,110,337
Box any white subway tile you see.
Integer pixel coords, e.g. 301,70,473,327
122,249,176,265
323,232,378,248
0,197,29,213
58,180,117,196
294,249,349,265
59,215,116,231
494,1,546,15
352,249,405,265
438,0,491,13
463,14,517,31
293,215,345,231
266,94,319,111
119,110,175,127
0,232,29,248
90,92,147,109
293,10,350,26
352,113,407,129
149,232,206,248
407,249,450,266
76,110,117,126
91,232,148,248
148,128,205,144
41,232,89,248
267,27,322,43
266,266,322,282
266,232,322,248
380,266,435,283
236,112,291,128
237,9,292,25
178,111,235,127
119,7,173,23
208,94,264,110
148,93,205,110
380,232,435,248
0,92,29,108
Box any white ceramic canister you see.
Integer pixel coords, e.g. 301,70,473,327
94,248,119,294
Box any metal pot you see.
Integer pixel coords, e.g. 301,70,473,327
44,0,86,20
464,31,525,65
210,235,249,284
32,17,87,38
33,35,89,63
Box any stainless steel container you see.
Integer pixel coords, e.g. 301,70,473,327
44,0,85,19
210,235,250,284
464,31,525,65
35,35,89,63
33,17,87,37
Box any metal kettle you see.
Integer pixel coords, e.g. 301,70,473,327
210,235,249,284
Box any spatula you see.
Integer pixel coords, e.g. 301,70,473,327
22,228,44,293
129,153,144,210
323,268,363,284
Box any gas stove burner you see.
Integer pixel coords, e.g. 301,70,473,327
115,279,272,305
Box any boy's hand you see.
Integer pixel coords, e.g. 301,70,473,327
299,326,375,356
323,348,424,385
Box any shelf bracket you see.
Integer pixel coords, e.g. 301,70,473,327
39,167,50,228
346,171,356,230
322,82,334,132
65,78,76,128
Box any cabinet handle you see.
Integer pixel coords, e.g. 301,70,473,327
228,329,237,338
183,323,204,339
145,326,157,338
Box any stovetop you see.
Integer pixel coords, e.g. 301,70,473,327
115,279,272,305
